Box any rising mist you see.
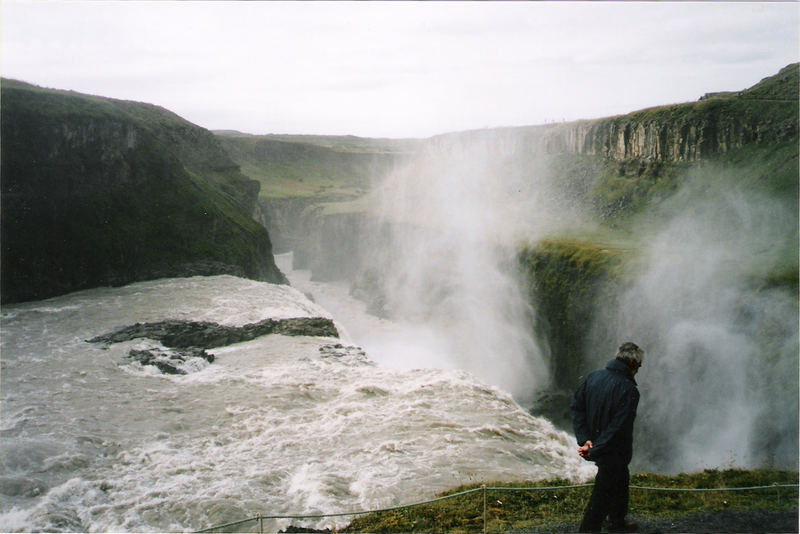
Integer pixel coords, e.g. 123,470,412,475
342,133,797,472
351,133,587,405
595,170,799,472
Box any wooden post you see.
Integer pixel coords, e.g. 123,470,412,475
482,485,487,534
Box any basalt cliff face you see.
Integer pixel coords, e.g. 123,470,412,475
449,63,798,164
1,80,286,304
509,95,796,164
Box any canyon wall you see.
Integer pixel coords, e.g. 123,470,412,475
486,63,799,164
252,64,798,267
1,79,286,304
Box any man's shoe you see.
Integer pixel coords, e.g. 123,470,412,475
608,520,638,533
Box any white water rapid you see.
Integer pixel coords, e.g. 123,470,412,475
0,275,593,533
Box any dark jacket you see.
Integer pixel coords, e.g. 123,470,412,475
570,358,639,465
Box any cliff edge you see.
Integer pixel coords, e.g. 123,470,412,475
1,79,287,304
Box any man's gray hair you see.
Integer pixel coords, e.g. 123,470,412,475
615,342,644,365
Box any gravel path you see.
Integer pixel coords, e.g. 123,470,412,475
632,509,798,533
541,509,798,533
283,509,799,533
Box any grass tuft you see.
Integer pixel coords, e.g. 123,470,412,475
344,470,798,533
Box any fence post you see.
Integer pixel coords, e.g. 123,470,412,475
482,484,487,534
258,514,263,534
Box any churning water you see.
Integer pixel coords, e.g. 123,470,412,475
0,275,592,532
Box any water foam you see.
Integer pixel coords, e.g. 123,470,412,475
1,276,592,532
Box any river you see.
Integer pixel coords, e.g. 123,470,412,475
0,271,591,532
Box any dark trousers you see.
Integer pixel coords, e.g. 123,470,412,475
579,454,630,532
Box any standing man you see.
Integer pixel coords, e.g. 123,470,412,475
570,342,644,533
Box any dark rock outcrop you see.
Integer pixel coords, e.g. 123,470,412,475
319,343,373,366
89,317,339,349
91,316,339,374
128,347,214,375
1,79,287,304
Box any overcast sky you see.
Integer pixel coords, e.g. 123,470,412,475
2,1,798,138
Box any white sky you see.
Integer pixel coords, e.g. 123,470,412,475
1,1,798,138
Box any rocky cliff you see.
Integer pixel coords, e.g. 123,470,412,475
1,79,286,304
246,65,798,285
518,64,799,429
453,63,799,164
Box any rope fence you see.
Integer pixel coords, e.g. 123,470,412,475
195,482,799,533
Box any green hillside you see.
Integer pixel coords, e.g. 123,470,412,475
215,131,418,200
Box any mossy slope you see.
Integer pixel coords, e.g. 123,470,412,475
215,131,415,200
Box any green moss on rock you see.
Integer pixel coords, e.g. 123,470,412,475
519,238,628,397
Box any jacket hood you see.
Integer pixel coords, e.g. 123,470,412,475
606,358,637,385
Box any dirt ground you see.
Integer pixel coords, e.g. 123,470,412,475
545,509,799,533
632,509,798,534
283,509,799,533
